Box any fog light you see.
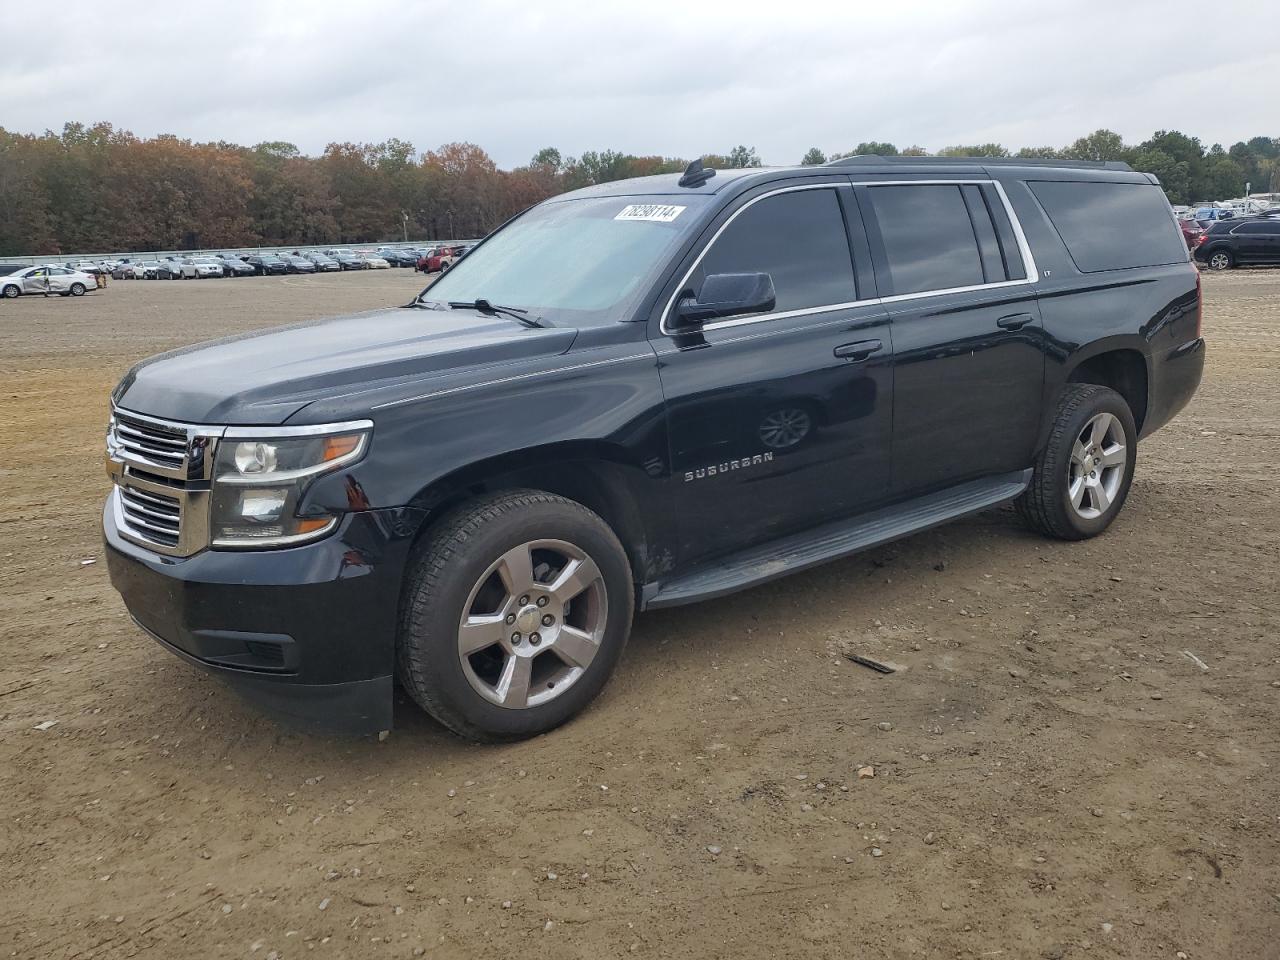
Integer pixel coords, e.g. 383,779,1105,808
239,488,288,523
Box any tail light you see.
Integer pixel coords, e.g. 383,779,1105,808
1194,269,1202,338
1194,233,1208,246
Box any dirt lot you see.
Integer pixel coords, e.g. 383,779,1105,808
1,268,1277,959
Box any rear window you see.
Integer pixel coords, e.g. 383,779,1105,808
1029,181,1187,273
868,184,985,295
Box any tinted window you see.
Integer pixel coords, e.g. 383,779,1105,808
1029,180,1187,272
693,188,856,314
869,185,985,295
1235,221,1280,235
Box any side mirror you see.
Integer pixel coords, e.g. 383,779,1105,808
675,272,776,326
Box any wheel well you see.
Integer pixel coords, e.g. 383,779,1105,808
1067,350,1148,432
410,458,652,585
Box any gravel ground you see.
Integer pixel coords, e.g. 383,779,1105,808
1,268,1277,959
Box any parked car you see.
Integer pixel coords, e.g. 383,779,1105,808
280,254,318,274
181,257,225,279
420,246,459,273
66,260,105,275
323,249,366,271
1193,216,1280,270
2,265,93,297
1179,219,1206,250
358,253,391,270
155,260,183,280
217,255,256,277
112,261,147,280
377,247,417,267
139,260,164,279
244,254,289,276
300,251,341,272
102,157,1203,741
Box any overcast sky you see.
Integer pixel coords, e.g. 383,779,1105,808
3,0,1274,167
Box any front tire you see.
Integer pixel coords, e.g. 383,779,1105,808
398,490,634,742
1018,384,1137,540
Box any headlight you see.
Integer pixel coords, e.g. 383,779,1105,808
209,422,371,549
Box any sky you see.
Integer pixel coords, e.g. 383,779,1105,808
2,0,1274,168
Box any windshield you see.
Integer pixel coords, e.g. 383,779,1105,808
421,196,711,326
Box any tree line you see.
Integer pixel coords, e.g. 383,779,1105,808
1,123,1275,257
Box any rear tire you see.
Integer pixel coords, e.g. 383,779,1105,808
1207,249,1233,271
70,282,86,296
397,490,634,742
1017,384,1137,541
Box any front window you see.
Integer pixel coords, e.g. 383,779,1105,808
421,195,713,327
688,188,857,315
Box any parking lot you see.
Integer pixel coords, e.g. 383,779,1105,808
1,268,1277,959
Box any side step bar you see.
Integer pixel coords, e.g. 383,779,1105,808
642,470,1031,610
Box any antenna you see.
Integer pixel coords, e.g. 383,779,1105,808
678,159,717,188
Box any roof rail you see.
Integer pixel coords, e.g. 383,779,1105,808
823,154,1132,172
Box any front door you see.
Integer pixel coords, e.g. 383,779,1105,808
857,180,1046,495
653,183,894,567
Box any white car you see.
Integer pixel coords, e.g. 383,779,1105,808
1,265,94,298
181,257,225,279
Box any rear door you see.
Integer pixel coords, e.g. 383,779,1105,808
653,182,894,566
857,179,1045,496
1234,220,1280,262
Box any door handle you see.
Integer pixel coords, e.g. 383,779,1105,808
833,338,883,361
996,313,1033,331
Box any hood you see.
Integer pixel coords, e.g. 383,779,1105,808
114,306,578,425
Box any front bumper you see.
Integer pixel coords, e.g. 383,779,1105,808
104,499,423,734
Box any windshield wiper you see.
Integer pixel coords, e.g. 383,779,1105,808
447,299,549,328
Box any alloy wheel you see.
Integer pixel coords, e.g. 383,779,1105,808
1209,252,1231,270
457,539,607,709
1067,412,1127,520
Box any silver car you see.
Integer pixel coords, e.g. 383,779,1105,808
1,265,94,298
181,257,225,279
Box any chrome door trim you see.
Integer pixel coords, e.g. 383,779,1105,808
659,178,1040,339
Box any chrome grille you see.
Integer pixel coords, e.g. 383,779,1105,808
118,485,181,547
107,407,220,557
113,411,188,471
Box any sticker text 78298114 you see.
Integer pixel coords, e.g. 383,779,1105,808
614,204,686,223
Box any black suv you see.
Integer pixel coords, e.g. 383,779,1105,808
1194,216,1280,270
103,157,1204,741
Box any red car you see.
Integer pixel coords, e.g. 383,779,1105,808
416,245,461,273
1179,219,1206,251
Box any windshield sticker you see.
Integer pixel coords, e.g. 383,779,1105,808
614,204,686,223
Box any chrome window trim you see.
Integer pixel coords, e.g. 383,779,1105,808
659,183,854,336
659,178,1040,338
